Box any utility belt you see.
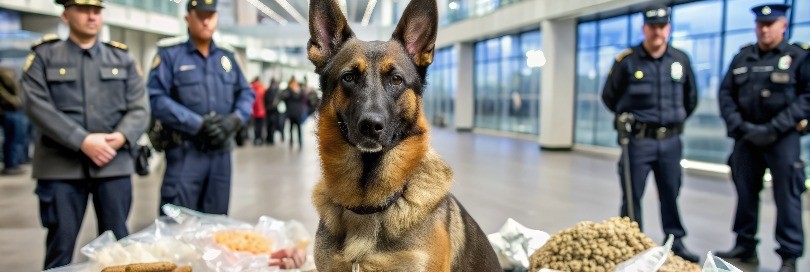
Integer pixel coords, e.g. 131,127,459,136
632,122,683,140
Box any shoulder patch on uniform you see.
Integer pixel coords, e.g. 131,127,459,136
105,40,128,51
615,49,633,62
793,42,810,51
30,34,59,49
157,36,188,48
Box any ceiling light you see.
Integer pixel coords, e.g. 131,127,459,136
274,0,307,25
361,0,378,26
449,2,458,10
245,0,288,25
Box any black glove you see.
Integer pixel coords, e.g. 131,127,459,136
741,122,777,147
201,114,228,148
218,114,243,135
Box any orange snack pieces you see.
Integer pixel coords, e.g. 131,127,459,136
213,230,272,255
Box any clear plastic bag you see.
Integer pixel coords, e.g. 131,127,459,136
49,204,314,272
487,218,550,271
612,234,673,272
701,252,742,272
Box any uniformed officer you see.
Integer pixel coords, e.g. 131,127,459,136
20,0,149,269
716,4,807,272
148,0,254,215
601,4,699,263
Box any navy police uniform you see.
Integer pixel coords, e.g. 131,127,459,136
148,0,254,215
20,1,150,270
718,4,807,263
601,5,699,251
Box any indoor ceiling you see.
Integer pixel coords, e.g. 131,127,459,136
247,0,393,26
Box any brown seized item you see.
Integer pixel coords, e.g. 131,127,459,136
101,265,127,272
171,265,193,272
214,230,272,254
660,253,700,272
124,262,178,272
529,217,699,272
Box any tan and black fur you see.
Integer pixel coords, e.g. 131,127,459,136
307,0,500,271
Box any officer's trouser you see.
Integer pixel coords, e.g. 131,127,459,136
618,135,686,238
728,131,805,258
160,142,232,215
35,176,132,270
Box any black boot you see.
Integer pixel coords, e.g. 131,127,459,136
715,245,758,264
778,256,796,272
671,238,700,263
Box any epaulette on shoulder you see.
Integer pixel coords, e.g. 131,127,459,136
31,34,60,49
157,36,188,48
105,40,128,51
793,42,809,51
615,49,633,62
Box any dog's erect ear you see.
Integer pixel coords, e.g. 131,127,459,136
391,0,438,67
308,0,355,68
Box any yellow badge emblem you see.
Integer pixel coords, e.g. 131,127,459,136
23,53,35,72
151,55,161,70
221,56,232,72
762,6,771,15
634,70,644,79
206,0,213,3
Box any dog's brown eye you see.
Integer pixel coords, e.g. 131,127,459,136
342,74,356,83
392,75,403,86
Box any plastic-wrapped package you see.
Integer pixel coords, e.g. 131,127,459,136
612,235,672,272
702,252,742,272
487,218,550,271
48,204,314,272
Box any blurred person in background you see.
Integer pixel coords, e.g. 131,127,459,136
264,78,284,145
21,0,149,268
0,65,26,175
280,77,306,149
250,76,266,145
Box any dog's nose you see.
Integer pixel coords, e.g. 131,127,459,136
359,114,385,139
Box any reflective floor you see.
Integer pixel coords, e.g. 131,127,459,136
0,120,807,272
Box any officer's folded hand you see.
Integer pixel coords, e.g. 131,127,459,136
201,115,228,147
219,114,243,135
81,133,117,167
741,122,777,147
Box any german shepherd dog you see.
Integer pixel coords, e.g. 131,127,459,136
307,0,501,270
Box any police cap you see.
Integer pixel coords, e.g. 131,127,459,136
643,5,670,25
56,0,104,8
187,0,217,12
751,4,790,23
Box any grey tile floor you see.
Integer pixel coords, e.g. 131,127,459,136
0,120,807,271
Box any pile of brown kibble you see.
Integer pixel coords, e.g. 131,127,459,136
529,217,700,272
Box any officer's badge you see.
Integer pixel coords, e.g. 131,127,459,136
778,55,792,70
151,55,161,69
206,0,213,3
221,56,232,72
671,62,683,80
762,6,771,15
22,53,35,72
634,70,643,80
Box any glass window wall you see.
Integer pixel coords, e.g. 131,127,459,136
474,30,542,135
425,47,457,128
